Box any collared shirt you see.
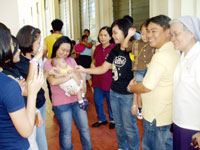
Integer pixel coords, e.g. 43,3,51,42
128,39,155,71
45,33,62,59
173,42,200,130
141,42,180,126
92,43,115,91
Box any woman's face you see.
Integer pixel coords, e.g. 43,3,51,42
99,29,111,45
112,25,125,44
56,43,71,58
170,22,194,51
32,34,41,55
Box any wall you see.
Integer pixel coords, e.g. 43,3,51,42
0,0,20,35
150,0,200,19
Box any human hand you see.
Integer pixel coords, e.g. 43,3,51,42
192,132,200,148
127,78,137,92
75,65,86,73
28,68,44,97
68,90,77,96
33,47,43,61
18,78,27,95
131,104,138,116
35,110,44,127
127,28,136,38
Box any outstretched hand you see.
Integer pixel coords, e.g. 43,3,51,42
75,65,86,73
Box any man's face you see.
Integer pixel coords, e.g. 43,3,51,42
147,22,169,49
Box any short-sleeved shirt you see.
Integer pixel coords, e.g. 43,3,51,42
16,55,46,109
106,45,133,94
92,43,115,91
0,73,29,150
127,40,155,71
76,37,93,56
141,42,180,126
44,57,78,106
173,42,200,130
45,33,63,59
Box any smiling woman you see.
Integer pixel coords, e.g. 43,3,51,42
44,36,93,150
170,16,200,150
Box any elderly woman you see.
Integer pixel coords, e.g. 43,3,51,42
170,16,200,150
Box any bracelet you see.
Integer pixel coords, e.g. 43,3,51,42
29,58,39,66
127,85,131,93
35,109,40,114
132,104,137,108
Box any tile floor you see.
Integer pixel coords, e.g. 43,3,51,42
45,83,143,150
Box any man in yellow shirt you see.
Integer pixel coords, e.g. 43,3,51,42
44,19,63,59
128,15,180,150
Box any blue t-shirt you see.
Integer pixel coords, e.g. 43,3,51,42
0,73,29,150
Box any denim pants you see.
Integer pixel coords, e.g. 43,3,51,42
142,119,173,150
36,102,48,150
134,69,147,83
110,90,140,150
94,87,114,122
53,102,92,150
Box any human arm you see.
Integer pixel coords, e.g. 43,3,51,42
9,67,44,138
35,110,44,127
76,61,112,75
90,59,96,68
127,78,151,94
80,40,93,48
121,28,136,50
192,132,200,148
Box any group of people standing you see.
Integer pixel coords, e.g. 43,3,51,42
0,13,200,150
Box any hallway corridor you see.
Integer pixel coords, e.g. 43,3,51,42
45,84,143,150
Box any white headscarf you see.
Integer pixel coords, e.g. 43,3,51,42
177,16,200,42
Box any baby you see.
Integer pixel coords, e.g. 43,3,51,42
51,57,89,110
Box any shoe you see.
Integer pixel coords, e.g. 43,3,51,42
79,102,89,110
92,121,108,127
137,109,143,120
82,97,90,104
109,122,115,129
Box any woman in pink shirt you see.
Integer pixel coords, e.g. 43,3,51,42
44,36,92,150
91,26,115,129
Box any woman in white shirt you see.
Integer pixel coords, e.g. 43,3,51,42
170,16,200,150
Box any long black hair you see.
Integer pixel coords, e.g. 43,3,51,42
0,22,12,68
51,36,73,58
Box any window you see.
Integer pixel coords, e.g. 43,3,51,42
60,0,72,38
112,0,149,31
80,0,96,39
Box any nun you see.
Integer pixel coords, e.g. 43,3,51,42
170,16,200,150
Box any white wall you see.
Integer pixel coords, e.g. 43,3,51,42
0,0,20,36
150,0,200,19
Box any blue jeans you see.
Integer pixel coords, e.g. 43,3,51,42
53,102,92,150
94,87,114,121
142,119,173,150
36,102,48,150
110,90,140,150
134,69,147,83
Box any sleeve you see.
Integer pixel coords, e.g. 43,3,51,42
44,60,52,71
142,53,166,90
3,80,25,113
106,49,115,64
